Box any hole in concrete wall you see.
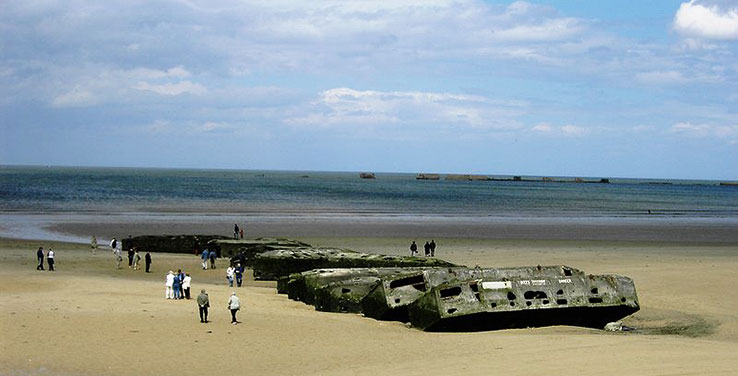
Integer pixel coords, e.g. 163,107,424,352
394,298,401,303
563,268,572,276
589,297,603,304
542,300,549,304
526,301,532,306
341,288,351,294
556,299,568,305
510,302,515,307
556,289,564,295
340,306,348,312
490,302,497,308
440,286,462,298
591,288,599,294
621,298,626,303
447,308,457,314
469,282,479,292
507,292,516,300
390,274,425,289
524,291,548,299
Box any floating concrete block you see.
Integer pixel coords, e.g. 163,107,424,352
122,235,230,255
214,238,311,259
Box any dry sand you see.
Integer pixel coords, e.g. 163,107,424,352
2,235,738,375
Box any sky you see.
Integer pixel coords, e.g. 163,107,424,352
1,0,737,180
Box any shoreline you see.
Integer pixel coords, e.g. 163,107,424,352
2,212,736,244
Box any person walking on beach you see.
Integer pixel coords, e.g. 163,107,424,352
145,252,152,273
226,265,235,287
233,223,239,239
46,248,56,272
409,241,417,256
183,273,192,299
234,263,243,287
209,250,217,269
132,249,141,270
430,240,436,257
36,247,45,270
197,289,210,323
227,292,241,324
165,271,175,299
239,227,244,239
47,248,55,271
91,236,97,255
424,241,430,257
127,247,134,268
114,246,123,269
201,249,209,270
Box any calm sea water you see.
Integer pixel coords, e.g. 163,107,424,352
1,166,737,219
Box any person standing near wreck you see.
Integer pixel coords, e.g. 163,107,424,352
183,273,192,299
144,252,152,273
165,271,175,299
234,263,243,287
201,249,209,270
409,241,417,256
36,247,45,270
233,223,239,239
209,250,217,269
127,247,134,268
424,241,430,257
197,289,209,323
114,246,123,269
226,265,235,287
227,292,241,324
430,240,436,257
132,249,141,270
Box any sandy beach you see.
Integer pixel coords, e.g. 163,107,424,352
2,220,738,376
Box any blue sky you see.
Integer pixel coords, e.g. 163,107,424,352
1,0,737,179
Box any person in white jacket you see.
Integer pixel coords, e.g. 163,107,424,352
165,271,175,299
182,273,192,299
225,266,235,287
227,292,241,324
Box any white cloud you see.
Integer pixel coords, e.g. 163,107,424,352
674,1,738,40
531,123,588,136
635,70,687,85
670,121,738,142
133,80,206,96
286,87,525,136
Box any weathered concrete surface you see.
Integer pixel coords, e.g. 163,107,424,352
121,235,230,255
407,265,639,331
251,248,457,280
280,268,433,313
214,238,311,259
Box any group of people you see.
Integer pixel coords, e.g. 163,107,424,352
195,289,242,325
226,263,245,287
165,269,193,299
409,240,437,257
200,248,217,269
35,246,55,271
233,223,244,239
109,237,152,272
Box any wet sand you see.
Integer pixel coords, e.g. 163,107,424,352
1,227,738,375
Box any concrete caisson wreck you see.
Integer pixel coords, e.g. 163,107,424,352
250,248,457,280
280,265,639,332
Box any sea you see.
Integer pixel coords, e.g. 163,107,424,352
1,166,737,241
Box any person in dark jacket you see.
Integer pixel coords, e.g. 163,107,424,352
409,241,417,256
36,247,45,270
209,250,217,269
197,289,210,323
234,263,243,287
127,247,134,268
430,240,436,257
144,252,152,273
424,241,430,257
